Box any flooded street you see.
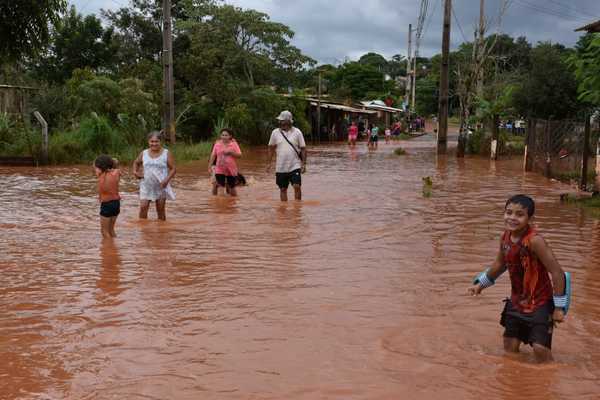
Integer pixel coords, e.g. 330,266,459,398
1,134,599,400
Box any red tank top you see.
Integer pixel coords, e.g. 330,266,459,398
502,227,553,313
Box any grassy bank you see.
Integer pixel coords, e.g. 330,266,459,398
562,193,600,217
1,114,214,165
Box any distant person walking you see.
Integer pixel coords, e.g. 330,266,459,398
348,121,358,146
368,125,379,149
266,110,307,201
133,131,176,220
208,128,242,197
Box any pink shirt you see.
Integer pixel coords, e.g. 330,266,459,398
348,125,358,137
212,140,241,176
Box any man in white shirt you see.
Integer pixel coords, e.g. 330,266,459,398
267,110,307,201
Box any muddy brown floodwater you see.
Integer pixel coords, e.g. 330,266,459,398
1,134,599,400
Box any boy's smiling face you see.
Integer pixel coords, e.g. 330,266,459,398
504,202,530,233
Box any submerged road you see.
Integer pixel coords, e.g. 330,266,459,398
1,134,599,399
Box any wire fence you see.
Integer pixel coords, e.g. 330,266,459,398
525,118,598,190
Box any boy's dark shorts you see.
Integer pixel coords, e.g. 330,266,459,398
100,199,120,218
276,169,301,189
215,174,237,188
369,135,378,143
500,299,554,349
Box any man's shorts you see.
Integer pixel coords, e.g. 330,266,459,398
500,299,554,348
369,135,378,143
215,174,237,187
276,169,301,189
100,199,120,218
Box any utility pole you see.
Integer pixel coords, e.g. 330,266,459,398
317,71,322,144
476,0,485,97
411,51,417,113
162,0,175,143
406,24,412,112
438,0,452,154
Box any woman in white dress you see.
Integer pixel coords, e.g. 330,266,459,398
132,131,176,220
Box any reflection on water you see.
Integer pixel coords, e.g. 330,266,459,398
1,136,599,399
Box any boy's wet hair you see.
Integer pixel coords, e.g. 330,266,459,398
94,154,114,172
505,194,535,217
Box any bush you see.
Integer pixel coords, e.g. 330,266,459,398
394,147,407,155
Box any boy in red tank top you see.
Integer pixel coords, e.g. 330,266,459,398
468,195,568,362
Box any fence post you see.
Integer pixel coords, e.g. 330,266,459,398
596,134,600,191
544,119,551,178
524,119,535,171
580,115,590,191
33,111,48,165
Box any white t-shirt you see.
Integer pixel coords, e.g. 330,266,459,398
268,127,306,173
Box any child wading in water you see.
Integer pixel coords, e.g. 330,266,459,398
468,195,569,363
94,155,121,238
208,128,242,196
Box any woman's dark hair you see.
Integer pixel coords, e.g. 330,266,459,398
505,194,535,217
147,130,162,141
94,154,114,172
220,128,233,137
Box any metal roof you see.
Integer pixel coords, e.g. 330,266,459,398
310,101,377,114
360,101,404,113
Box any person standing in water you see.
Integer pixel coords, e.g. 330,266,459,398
208,128,242,197
266,110,307,201
468,195,569,363
348,121,358,146
368,125,379,149
133,131,176,220
94,155,120,238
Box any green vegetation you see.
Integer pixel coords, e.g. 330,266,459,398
394,147,407,155
561,193,600,217
422,176,433,198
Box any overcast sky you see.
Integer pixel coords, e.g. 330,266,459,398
72,0,600,63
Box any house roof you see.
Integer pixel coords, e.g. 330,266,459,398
0,84,38,90
360,100,404,113
310,101,377,114
575,19,600,32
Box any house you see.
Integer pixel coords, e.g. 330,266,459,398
359,100,404,128
309,99,377,141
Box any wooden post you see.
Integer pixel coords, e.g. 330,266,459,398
437,0,451,155
33,111,48,165
544,120,551,178
162,0,176,143
524,119,536,171
596,133,600,191
491,114,499,160
580,114,591,190
317,71,322,144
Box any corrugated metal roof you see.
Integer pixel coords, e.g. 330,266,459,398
310,101,377,114
0,84,38,90
360,101,404,113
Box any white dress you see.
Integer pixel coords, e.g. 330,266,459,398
139,149,175,201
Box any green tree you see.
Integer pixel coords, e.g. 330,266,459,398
34,6,116,83
0,0,67,62
513,42,579,119
330,62,391,101
569,33,600,105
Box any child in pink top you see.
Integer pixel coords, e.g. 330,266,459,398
208,128,242,196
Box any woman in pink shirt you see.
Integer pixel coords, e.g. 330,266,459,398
208,128,242,196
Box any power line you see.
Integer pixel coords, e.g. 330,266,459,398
421,0,440,43
451,3,469,43
545,0,600,20
513,0,590,22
